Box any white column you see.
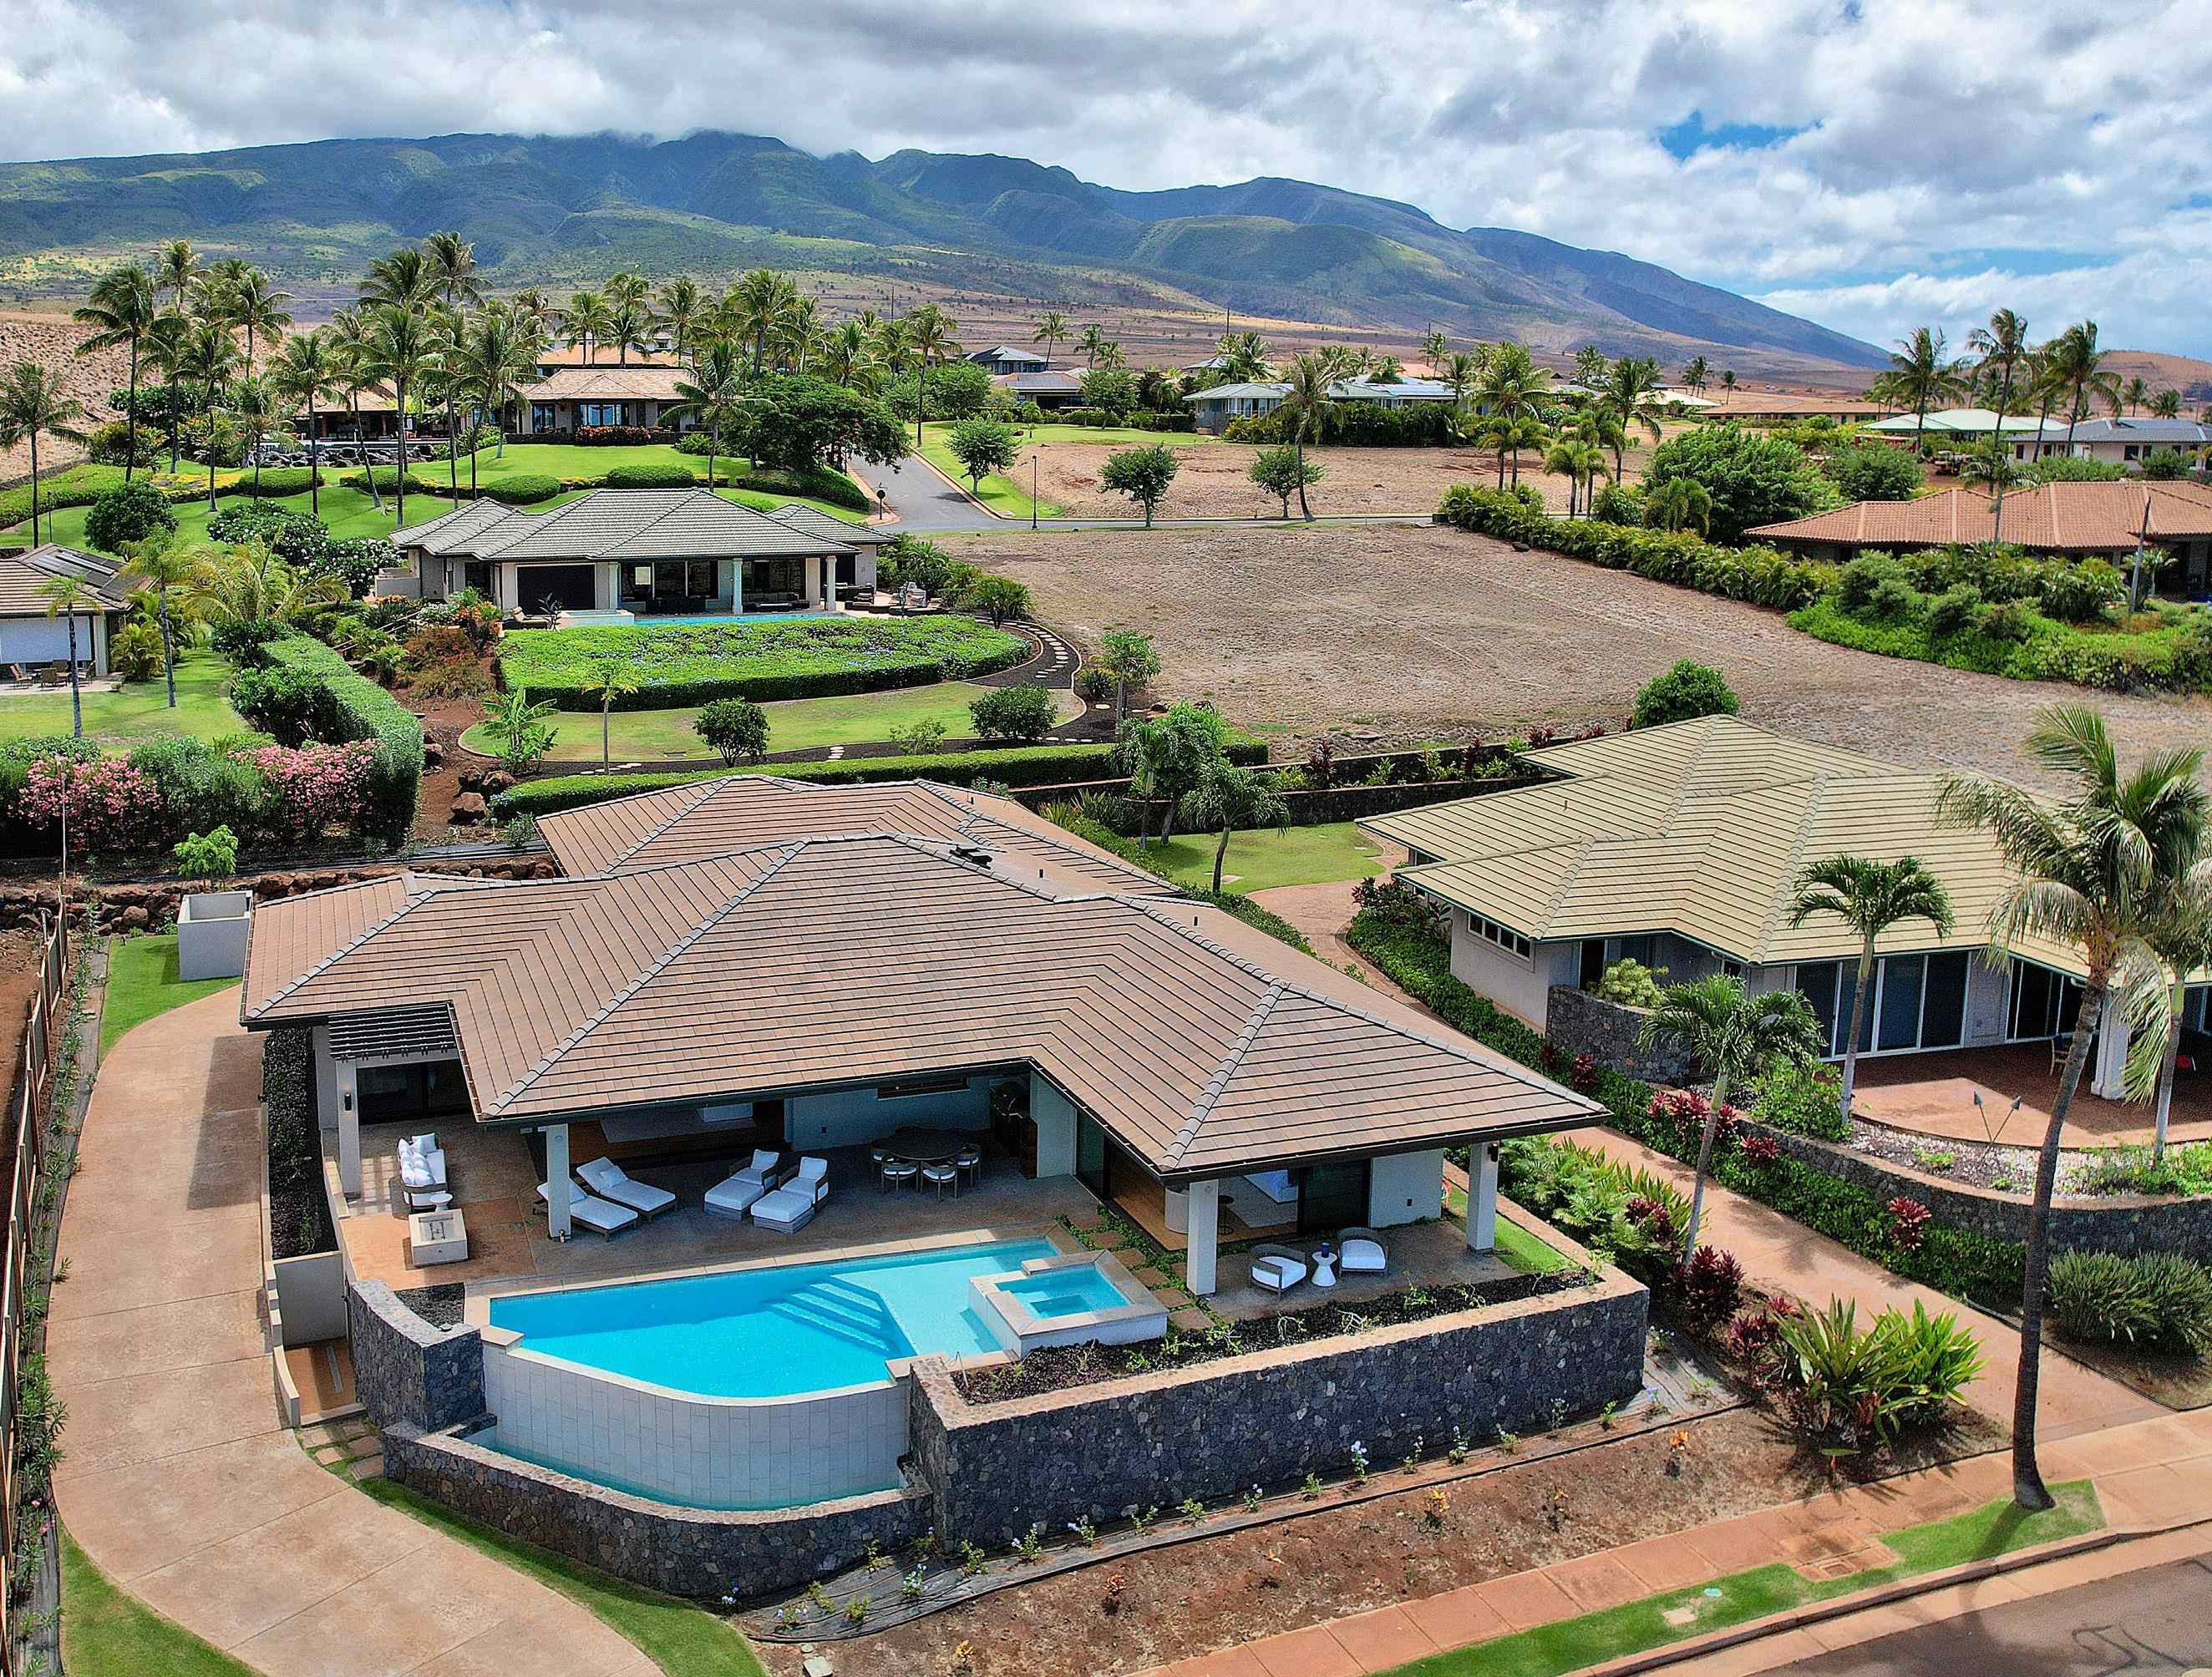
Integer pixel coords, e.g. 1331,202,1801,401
335,1060,362,1199
804,554,823,611
545,1123,572,1240
1467,1142,1499,1252
2092,1012,2133,1102
312,1025,338,1133
1184,1178,1220,1296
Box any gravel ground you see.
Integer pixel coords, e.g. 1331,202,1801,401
0,312,125,479
944,521,2212,784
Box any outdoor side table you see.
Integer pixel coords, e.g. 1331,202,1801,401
408,1208,470,1265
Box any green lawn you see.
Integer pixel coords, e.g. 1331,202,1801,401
1013,423,1220,447
361,1478,766,1675
460,680,1073,761
1385,1482,2103,1677
916,423,1063,519
0,651,244,752
102,934,240,1052
1146,820,1391,894
62,1528,253,1677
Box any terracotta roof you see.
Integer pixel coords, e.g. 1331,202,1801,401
538,775,1178,894
524,366,688,402
1749,482,2212,555
240,835,1599,1175
388,489,856,562
0,545,128,614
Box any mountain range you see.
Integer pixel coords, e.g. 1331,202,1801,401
0,129,1885,372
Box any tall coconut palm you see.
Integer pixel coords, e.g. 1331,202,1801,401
35,575,99,737
2150,388,2183,421
1679,354,1710,394
1720,370,1737,404
904,304,963,449
227,267,292,367
656,276,703,362
1442,350,1484,406
820,320,877,393
73,263,158,481
1639,975,1824,1253
509,287,555,338
1031,309,1069,368
1093,338,1127,371
154,239,200,313
871,316,916,459
610,296,654,369
1480,412,1550,490
0,362,88,545
424,232,482,476
731,268,793,375
1939,706,2207,1510
145,308,190,476
663,341,748,489
119,533,195,707
446,309,539,487
1277,349,1350,519
1597,355,1667,480
174,321,240,510
561,289,611,367
1888,327,1967,452
226,372,284,499
2047,322,2123,454
1078,324,1111,368
271,330,342,515
2119,375,2150,417
2126,859,2212,1163
360,307,439,529
324,307,383,510
1788,856,1956,1122
1968,309,2031,544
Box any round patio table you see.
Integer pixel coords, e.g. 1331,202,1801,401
882,1129,976,1165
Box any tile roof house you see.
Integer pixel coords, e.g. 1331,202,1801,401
1362,717,2196,1102
391,488,875,616
966,346,1048,374
2005,418,2212,472
0,544,129,674
515,365,693,437
990,369,1084,408
241,776,1601,1292
1185,376,1457,433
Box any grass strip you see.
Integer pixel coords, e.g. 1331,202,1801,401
100,935,238,1053
61,1528,252,1677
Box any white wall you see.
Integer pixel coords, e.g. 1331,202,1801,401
784,1075,992,1152
1031,1076,1078,1179
1367,1150,1443,1228
1449,924,1577,1028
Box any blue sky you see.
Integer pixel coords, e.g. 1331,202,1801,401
4,0,2209,360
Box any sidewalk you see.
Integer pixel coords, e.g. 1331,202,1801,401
48,989,651,1676
1142,1406,2212,1677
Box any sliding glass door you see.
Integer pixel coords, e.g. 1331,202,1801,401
1792,950,1972,1057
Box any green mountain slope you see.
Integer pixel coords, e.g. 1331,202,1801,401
0,129,1882,367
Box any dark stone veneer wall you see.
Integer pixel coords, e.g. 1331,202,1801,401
1545,985,1696,1086
351,1269,1648,1598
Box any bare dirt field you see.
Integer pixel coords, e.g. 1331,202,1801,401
944,521,2212,787
0,312,122,479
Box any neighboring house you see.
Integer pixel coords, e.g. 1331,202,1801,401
515,366,694,436
966,346,1048,375
1184,376,1457,434
990,369,1084,410
1861,408,2050,450
534,343,679,376
238,774,1601,1294
0,545,128,674
295,388,407,441
1748,481,2212,593
389,488,870,615
1361,717,2207,1102
2006,418,2212,471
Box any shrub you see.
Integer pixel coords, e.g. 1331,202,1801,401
572,424,658,446
1589,482,1644,525
1631,659,1738,728
238,467,324,498
2039,559,2122,624
408,657,491,700
1675,1247,1744,1334
1834,552,1910,616
237,741,377,840
259,636,424,843
967,575,1032,626
173,825,239,879
2050,1249,2212,1355
1926,582,1984,636
1886,1196,1932,1252
601,463,698,489
84,418,157,469
229,663,334,746
1073,666,1114,704
1746,1060,1849,1142
84,481,178,551
1641,424,1841,541
15,757,164,854
1768,1298,1984,1452
2032,455,2127,483
1594,957,1664,1006
109,621,167,681
970,684,1058,742
2140,448,2191,481
483,473,565,505
2067,1140,2212,1198
695,697,769,764
1824,443,1924,501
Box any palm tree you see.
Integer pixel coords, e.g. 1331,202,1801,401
1023,309,1067,369
1968,310,2031,544
580,656,641,768
1215,330,1273,383
1646,479,1712,534
0,362,89,545
1480,412,1550,491
1179,763,1291,894
871,317,916,459
73,263,158,481
120,534,195,707
1639,975,1824,1254
2047,322,2122,454
1597,355,1667,481
611,296,655,369
1277,349,1350,519
771,291,819,372
1093,338,1127,371
665,342,749,489
271,330,342,515
1938,706,2207,1510
1078,324,1111,368
227,267,292,367
561,289,611,367
1442,351,1484,406
446,309,539,489
1679,355,1710,394
2119,375,2150,417
1788,857,1956,1122
324,307,383,511
731,269,793,375
655,277,703,362
1888,327,1967,452
154,240,200,313
360,307,439,529
36,575,99,736
228,372,283,499
1720,370,1737,404
189,541,348,636
820,320,877,393
1541,436,1607,515
2150,388,2183,421
2126,859,2212,1163
424,232,482,476
905,305,963,448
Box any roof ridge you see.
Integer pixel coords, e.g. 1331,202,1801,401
484,840,809,1115
602,775,732,870
253,886,429,1016
1166,982,1286,1168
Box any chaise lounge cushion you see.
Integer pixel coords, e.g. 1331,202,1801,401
750,1183,819,1233
535,1181,638,1236
577,1158,677,1218
704,1173,769,1219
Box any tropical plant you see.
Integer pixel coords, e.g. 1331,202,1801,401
1099,444,1179,526
1938,706,2207,1508
445,307,540,486
73,262,159,482
1093,629,1160,722
1179,763,1291,894
2123,828,2212,1161
1596,354,1667,480
695,696,769,764
1631,660,1737,728
0,361,89,544
36,575,100,736
358,305,439,529
480,687,559,775
1887,327,1968,451
1788,857,1956,1122
1967,309,2032,543
1644,478,1713,534
2046,322,2123,454
662,340,748,489
1541,436,1608,516
1116,702,1230,845
1031,310,1069,368
225,266,292,366
227,372,284,498
904,303,963,447
561,288,612,366
120,534,197,708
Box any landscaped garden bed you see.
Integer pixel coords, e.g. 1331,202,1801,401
261,1023,333,1260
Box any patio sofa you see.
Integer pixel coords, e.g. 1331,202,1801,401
751,1156,829,1233
704,1150,785,1221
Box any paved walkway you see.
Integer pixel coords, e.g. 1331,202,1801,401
1144,1406,2212,1676
49,989,652,1676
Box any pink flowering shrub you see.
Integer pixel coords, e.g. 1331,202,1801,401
16,757,163,854
237,742,375,840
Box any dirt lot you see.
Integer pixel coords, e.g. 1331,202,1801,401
1033,435,1670,519
944,521,2212,785
0,312,124,479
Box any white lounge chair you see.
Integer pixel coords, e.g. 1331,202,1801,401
535,1180,638,1237
576,1158,677,1219
704,1173,769,1220
1249,1244,1309,1293
1338,1227,1389,1275
751,1156,829,1234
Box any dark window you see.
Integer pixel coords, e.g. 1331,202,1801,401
1297,1159,1371,1236
1921,951,1969,1049
1075,1112,1109,1200
1794,960,1840,1054
1615,935,1656,969
357,1059,469,1122
877,1073,970,1101
1879,954,1925,1051
1579,940,1606,988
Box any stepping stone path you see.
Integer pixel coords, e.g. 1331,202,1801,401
300,1416,385,1484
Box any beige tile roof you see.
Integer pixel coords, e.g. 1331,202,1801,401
1363,717,2081,973
240,835,1599,1177
764,504,890,547
0,545,128,614
1750,482,2212,555
386,489,856,563
524,366,688,402
538,775,1175,898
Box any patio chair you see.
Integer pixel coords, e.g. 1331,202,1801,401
703,1170,770,1220
4,665,24,683
955,1145,983,1190
1337,1227,1389,1275
751,1156,828,1233
1249,1244,1310,1294
881,1160,919,1194
398,1133,448,1209
535,1180,638,1237
576,1157,677,1219
922,1163,959,1199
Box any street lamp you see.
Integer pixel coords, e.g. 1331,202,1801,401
1031,452,1039,530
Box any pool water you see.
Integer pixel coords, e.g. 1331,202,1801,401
489,1239,1058,1398
1002,1266,1128,1319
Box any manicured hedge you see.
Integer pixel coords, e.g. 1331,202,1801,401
497,616,1031,710
261,635,424,842
1435,484,1831,610
481,474,565,504
601,463,698,489
1790,596,2212,695
236,467,325,497
0,468,205,529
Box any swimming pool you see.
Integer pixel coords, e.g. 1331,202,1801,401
487,1238,1059,1399
1001,1265,1129,1320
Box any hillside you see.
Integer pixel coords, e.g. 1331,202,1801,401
0,129,1884,374
2103,350,2212,403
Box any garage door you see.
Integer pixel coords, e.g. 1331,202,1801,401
519,565,597,614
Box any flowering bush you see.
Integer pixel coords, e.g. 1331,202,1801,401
1740,1130,1782,1168
1674,1246,1745,1334
1724,1295,1800,1365
16,757,163,854
1886,1197,1932,1253
1648,1089,1743,1155
1569,1052,1601,1093
236,742,376,840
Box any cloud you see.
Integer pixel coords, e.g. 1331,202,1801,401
3,0,2209,354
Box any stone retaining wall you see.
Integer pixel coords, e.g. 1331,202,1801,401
1760,1124,2212,1260
349,1279,486,1433
0,854,557,934
1546,985,1696,1085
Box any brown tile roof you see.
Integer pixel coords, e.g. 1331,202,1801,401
0,545,128,614
524,366,688,402
1750,482,2212,555
240,835,1599,1177
536,347,678,371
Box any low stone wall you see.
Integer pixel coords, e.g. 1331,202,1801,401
910,1270,1648,1549
1546,985,1696,1084
383,1420,932,1599
1760,1124,2212,1261
349,1279,486,1433
0,854,559,934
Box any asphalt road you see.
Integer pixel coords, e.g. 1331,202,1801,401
1780,1555,2212,1674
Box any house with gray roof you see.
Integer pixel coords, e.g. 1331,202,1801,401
966,345,1048,375
2006,418,2212,472
0,545,129,674
391,488,879,618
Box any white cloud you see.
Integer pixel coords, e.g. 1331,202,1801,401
3,0,2209,353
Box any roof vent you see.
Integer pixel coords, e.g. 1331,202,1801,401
950,844,996,869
